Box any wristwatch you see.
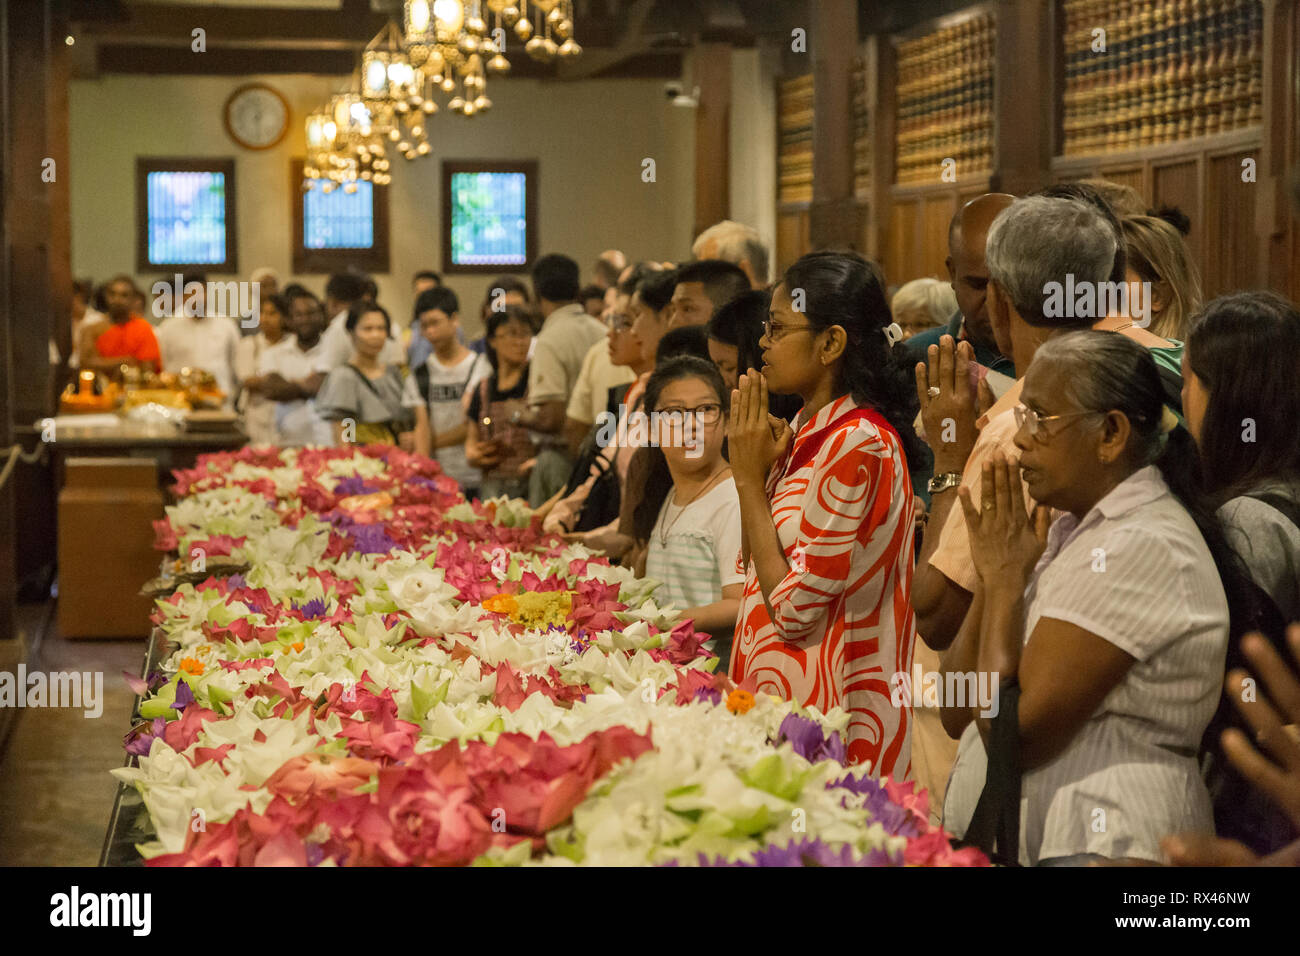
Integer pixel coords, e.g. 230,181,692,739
510,408,524,426
927,472,962,495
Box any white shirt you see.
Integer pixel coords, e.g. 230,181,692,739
942,466,1229,864
400,350,486,487
235,333,282,445
646,476,745,611
258,336,332,446
315,309,405,372
155,313,242,398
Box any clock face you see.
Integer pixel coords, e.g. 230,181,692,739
225,85,289,150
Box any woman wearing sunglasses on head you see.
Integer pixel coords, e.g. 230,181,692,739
941,331,1242,866
728,251,924,778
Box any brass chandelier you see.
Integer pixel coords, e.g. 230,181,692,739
303,0,581,192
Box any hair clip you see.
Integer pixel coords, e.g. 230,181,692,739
883,322,904,347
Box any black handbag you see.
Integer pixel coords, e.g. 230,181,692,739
957,680,1022,865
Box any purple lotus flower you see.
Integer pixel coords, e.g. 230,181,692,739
829,773,921,838
778,713,848,765
293,597,328,619
171,678,195,711
692,686,723,706
693,838,901,867
334,475,377,497
124,716,167,756
346,523,397,555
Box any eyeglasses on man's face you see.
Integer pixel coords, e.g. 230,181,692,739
608,313,634,333
654,403,723,425
1013,403,1100,441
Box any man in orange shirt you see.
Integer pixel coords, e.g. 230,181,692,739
76,275,160,376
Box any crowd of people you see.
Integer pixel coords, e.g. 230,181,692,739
67,199,1300,867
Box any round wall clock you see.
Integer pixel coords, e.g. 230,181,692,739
223,83,290,150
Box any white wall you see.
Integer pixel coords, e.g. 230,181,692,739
69,72,695,338
728,45,778,284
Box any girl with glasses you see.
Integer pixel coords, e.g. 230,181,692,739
728,251,925,777
631,356,743,664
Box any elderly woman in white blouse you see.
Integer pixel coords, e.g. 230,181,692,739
939,331,1237,866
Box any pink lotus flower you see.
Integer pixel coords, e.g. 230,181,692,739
265,753,379,800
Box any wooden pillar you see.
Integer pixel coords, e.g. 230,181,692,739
48,0,72,392
0,0,13,641
866,31,896,263
2,0,66,630
992,0,1052,196
1259,0,1295,296
809,0,860,249
7,0,57,426
693,42,731,241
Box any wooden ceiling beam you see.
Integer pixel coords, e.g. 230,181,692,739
97,44,359,75
71,3,387,45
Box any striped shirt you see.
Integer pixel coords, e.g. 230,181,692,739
943,465,1229,865
645,476,744,611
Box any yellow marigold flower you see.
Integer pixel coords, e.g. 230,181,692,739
179,657,205,677
482,593,519,615
726,689,755,714
508,591,573,629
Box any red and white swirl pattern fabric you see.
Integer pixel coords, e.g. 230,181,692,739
730,394,917,778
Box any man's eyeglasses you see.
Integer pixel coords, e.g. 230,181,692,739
1013,403,1101,441
608,313,634,333
761,319,815,341
655,403,723,425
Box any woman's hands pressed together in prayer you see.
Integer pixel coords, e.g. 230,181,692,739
729,370,793,491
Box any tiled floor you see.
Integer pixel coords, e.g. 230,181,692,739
0,603,141,866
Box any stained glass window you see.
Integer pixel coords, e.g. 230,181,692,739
144,170,229,266
448,170,529,266
303,181,375,250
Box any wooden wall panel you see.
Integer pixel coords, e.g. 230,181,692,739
1099,167,1145,195
921,194,958,279
1151,159,1203,274
1204,151,1263,297
776,209,811,276
884,199,916,286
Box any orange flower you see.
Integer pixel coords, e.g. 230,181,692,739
291,641,305,652
482,593,519,615
726,689,755,714
179,657,205,677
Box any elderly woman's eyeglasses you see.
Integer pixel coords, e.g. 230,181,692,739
1013,403,1100,441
